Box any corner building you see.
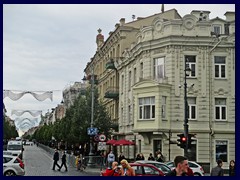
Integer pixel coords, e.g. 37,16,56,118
84,8,235,171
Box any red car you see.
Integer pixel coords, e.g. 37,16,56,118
129,163,165,176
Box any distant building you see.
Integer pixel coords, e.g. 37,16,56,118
62,82,86,108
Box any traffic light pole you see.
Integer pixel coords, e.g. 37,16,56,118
184,58,189,158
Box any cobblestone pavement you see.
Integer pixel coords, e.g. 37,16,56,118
23,145,99,176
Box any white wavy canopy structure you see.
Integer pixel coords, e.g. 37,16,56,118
14,118,39,130
3,90,53,101
11,110,42,117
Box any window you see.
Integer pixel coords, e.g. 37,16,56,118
140,62,143,79
216,140,228,162
138,140,142,153
161,96,167,119
154,57,165,79
121,107,124,124
213,24,222,35
224,23,230,35
185,56,196,77
128,71,131,90
139,97,155,120
121,75,124,93
215,98,226,120
188,97,196,120
133,68,137,85
128,105,131,123
214,56,226,78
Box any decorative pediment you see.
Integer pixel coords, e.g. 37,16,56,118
182,14,198,30
214,88,227,95
188,87,198,95
152,17,164,32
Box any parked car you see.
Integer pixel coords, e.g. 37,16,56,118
165,161,204,176
3,155,25,176
129,163,165,176
3,151,15,156
7,140,24,159
25,141,34,146
135,160,172,175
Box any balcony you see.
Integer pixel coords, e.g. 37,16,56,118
104,87,119,99
105,59,116,70
139,76,168,84
86,74,98,85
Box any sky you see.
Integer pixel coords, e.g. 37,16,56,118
3,4,235,135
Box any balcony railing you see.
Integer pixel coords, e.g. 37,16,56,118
104,86,119,99
105,59,116,70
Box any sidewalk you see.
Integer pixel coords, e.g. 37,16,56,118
83,166,102,176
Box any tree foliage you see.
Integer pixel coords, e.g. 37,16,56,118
3,115,19,139
33,87,114,146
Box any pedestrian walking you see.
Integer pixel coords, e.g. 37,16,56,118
166,155,189,176
136,153,145,160
107,151,115,168
229,160,235,176
75,155,81,170
156,150,164,162
75,154,85,171
52,149,61,170
148,153,155,161
58,151,68,171
210,159,224,176
118,152,125,164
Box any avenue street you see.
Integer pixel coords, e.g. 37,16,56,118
23,145,99,176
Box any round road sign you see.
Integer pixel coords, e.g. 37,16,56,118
98,134,106,142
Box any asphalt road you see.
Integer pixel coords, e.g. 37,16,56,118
23,145,99,176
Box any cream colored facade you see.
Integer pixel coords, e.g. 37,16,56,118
84,9,235,171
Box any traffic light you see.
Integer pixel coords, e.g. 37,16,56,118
188,134,196,149
177,133,187,149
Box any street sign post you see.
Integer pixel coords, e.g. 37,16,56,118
87,127,98,136
98,134,106,142
98,142,107,150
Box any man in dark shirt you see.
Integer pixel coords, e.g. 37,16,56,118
52,149,61,170
148,153,155,161
58,151,68,171
118,152,125,164
166,156,189,176
210,159,224,176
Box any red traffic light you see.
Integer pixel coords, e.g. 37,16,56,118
181,137,187,142
177,133,187,149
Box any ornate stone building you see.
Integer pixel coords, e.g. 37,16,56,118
40,82,86,125
84,8,235,171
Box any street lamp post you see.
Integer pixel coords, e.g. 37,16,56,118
184,58,191,158
87,65,96,167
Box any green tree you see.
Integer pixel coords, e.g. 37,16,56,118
33,86,114,148
3,115,18,139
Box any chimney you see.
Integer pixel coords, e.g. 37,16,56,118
161,4,164,13
120,18,125,26
96,28,104,50
224,11,235,22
